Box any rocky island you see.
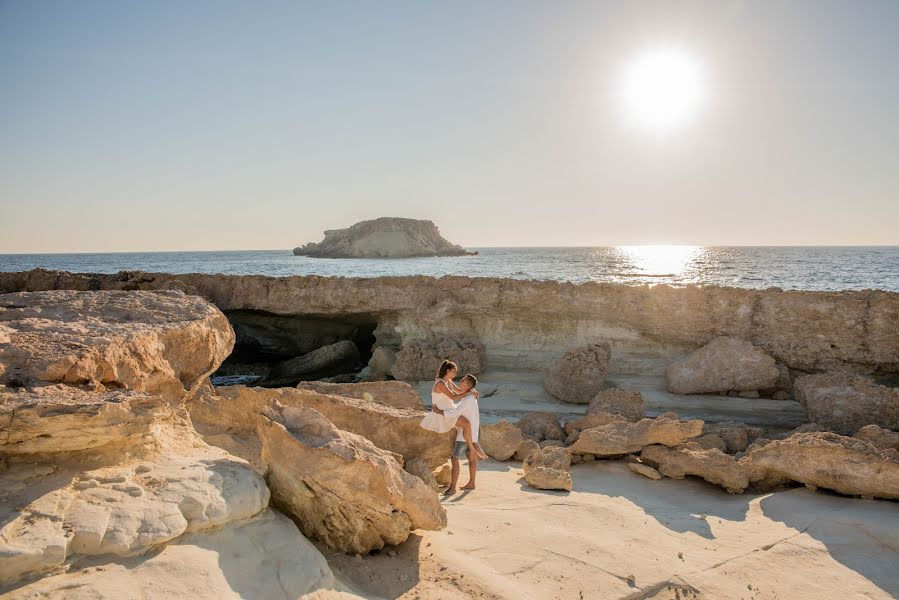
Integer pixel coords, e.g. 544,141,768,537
292,217,476,258
1,270,897,599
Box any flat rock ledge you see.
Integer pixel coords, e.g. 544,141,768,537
570,413,704,456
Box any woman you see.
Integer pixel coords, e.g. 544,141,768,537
419,360,487,459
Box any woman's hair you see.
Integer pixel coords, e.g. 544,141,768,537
437,359,457,379
461,374,478,388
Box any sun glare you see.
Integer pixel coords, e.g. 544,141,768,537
617,245,699,276
619,46,705,132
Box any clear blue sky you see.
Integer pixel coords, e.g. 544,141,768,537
2,0,898,252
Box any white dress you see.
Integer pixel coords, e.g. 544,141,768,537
419,380,465,433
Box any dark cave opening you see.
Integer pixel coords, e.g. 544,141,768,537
211,309,378,387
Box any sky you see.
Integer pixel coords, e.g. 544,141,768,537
1,0,898,253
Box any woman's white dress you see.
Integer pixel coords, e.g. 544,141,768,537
420,383,465,433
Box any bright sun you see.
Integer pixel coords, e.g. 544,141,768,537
619,46,705,132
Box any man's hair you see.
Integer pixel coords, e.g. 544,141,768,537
461,374,478,388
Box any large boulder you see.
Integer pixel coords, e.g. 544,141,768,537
258,403,446,553
390,337,486,381
641,443,749,494
195,385,454,469
586,389,644,422
293,217,475,258
367,346,397,379
516,412,565,442
523,446,572,491
480,420,524,461
263,340,360,386
698,421,765,454
793,372,899,435
404,457,439,491
543,343,611,404
570,413,704,456
296,380,424,410
513,439,541,461
0,290,234,397
665,337,780,395
854,424,899,451
739,432,899,499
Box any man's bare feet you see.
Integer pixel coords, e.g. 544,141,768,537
443,487,457,496
460,482,476,490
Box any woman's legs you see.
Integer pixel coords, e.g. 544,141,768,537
455,415,487,460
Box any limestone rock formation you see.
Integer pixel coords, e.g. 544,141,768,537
564,413,627,437
641,443,749,493
698,421,765,454
665,336,780,395
0,290,234,397
263,340,360,386
570,414,704,456
739,432,899,499
479,419,524,461
629,462,662,480
523,446,572,491
517,412,565,442
404,457,439,491
296,380,425,410
258,403,446,553
793,371,899,435
195,385,454,469
367,346,397,379
514,439,541,461
854,424,899,451
390,337,486,381
293,217,475,258
4,509,342,600
543,343,611,404
586,389,644,422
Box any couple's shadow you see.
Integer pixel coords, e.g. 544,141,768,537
441,489,474,503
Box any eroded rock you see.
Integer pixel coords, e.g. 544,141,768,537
258,404,446,553
854,424,899,451
586,389,644,422
390,338,486,381
665,337,780,395
523,446,572,491
793,371,899,435
517,412,565,442
479,420,524,461
263,340,360,386
628,462,662,480
543,343,611,404
641,443,749,493
570,414,704,456
296,380,424,410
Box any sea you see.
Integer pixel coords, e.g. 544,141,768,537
0,246,897,292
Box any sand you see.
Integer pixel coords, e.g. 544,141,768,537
325,460,899,600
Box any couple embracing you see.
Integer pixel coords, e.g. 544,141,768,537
419,359,487,496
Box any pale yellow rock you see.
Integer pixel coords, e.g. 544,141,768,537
479,419,524,461
258,403,446,554
666,336,780,395
570,414,704,456
587,388,644,421
0,290,234,397
513,439,541,462
794,371,899,434
390,337,486,381
543,343,610,404
854,424,899,451
523,446,572,491
628,462,662,480
296,380,425,410
641,443,749,493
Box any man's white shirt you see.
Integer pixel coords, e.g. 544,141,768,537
453,394,480,442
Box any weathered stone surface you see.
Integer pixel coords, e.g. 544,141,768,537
258,404,446,553
543,343,611,404
739,432,899,499
761,363,793,399
293,217,475,259
523,446,572,491
368,346,397,379
794,372,899,435
570,414,704,456
263,340,360,386
6,509,339,600
641,443,749,493
3,271,898,380
404,457,439,491
479,419,524,461
434,464,452,487
540,439,564,448
517,412,565,442
514,439,541,462
563,412,627,437
0,385,171,455
0,290,234,397
296,380,424,410
628,462,662,480
700,421,765,454
666,337,780,395
854,424,899,451
0,444,269,585
193,385,453,469
390,337,486,381
586,389,644,422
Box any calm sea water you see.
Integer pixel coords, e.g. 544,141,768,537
0,247,897,292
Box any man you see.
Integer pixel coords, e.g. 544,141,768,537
445,374,482,495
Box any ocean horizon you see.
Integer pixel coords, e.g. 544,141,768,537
1,246,897,292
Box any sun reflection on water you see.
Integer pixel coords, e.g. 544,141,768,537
615,245,700,277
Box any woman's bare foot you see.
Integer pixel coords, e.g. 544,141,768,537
460,482,476,490
443,487,457,496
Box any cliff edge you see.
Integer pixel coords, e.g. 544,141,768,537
293,217,476,258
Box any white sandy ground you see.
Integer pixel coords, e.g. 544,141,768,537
324,460,899,600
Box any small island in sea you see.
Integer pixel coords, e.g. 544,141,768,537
293,217,477,259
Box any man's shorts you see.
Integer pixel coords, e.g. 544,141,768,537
452,441,469,459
